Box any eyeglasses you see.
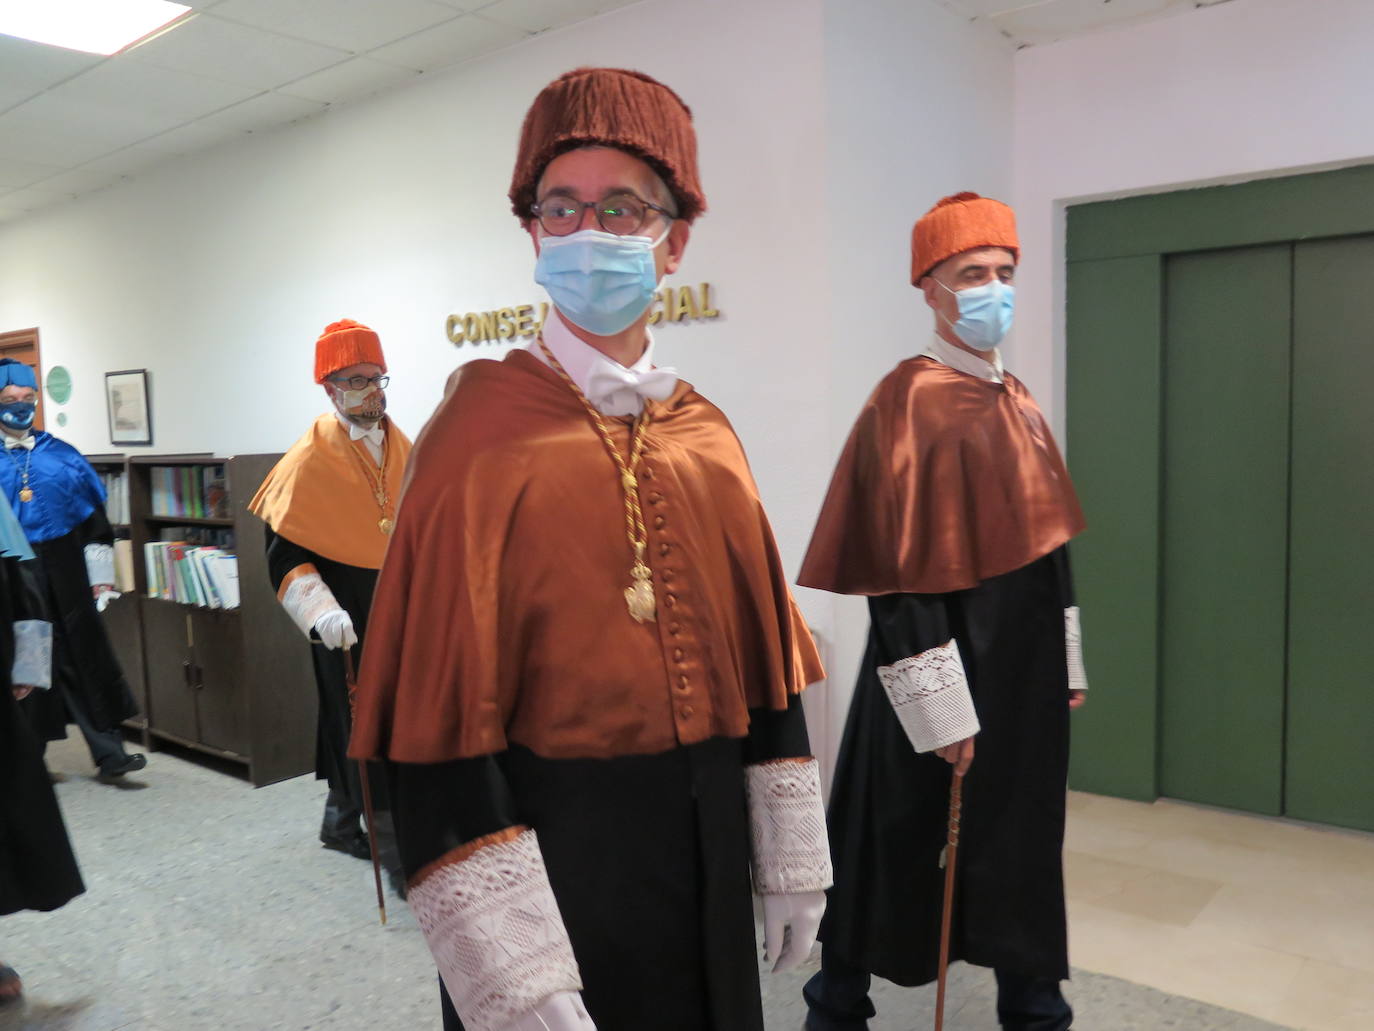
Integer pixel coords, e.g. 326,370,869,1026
328,374,389,391
530,190,675,237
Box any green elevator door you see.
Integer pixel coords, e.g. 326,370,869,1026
1159,245,1292,814
1287,236,1374,831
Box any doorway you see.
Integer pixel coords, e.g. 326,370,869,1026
1064,165,1374,833
0,327,45,431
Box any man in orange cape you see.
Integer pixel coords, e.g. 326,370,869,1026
249,319,411,894
348,68,831,1031
799,194,1087,1031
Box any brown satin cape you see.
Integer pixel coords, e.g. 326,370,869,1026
349,348,822,764
248,414,412,571
799,357,1084,595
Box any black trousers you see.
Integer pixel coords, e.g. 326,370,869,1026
804,947,1072,1031
38,683,132,772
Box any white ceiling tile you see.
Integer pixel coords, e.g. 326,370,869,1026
44,60,259,123
128,12,351,90
0,185,71,214
0,157,64,190
23,143,178,195
0,113,118,167
0,34,104,110
480,0,639,34
6,89,194,149
209,0,464,53
368,13,528,73
277,56,422,105
138,120,247,155
938,0,1026,15
189,91,328,135
990,0,1191,46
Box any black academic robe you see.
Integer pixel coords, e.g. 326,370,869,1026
265,529,379,799
1,554,84,915
396,696,812,1031
20,509,137,743
819,546,1075,985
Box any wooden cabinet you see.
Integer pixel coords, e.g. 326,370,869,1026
86,452,317,786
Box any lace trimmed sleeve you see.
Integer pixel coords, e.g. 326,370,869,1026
876,638,979,753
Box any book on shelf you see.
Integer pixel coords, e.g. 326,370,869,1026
99,470,130,525
148,464,228,519
143,525,238,609
113,539,136,592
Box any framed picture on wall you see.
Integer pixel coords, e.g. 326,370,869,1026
105,369,152,446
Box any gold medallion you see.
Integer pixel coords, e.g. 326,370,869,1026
625,562,656,623
19,487,33,503
378,517,394,535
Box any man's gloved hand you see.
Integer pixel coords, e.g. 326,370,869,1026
94,589,121,613
502,990,597,1031
313,608,357,650
763,890,827,973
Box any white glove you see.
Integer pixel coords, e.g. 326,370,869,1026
313,608,357,650
95,589,121,613
501,991,597,1031
762,890,826,973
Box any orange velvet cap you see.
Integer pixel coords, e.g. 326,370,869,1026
314,319,386,383
911,192,1019,284
509,67,706,224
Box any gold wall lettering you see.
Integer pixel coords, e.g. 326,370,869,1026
447,283,721,346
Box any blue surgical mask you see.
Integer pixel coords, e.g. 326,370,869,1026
0,401,36,431
939,279,1014,351
534,228,663,336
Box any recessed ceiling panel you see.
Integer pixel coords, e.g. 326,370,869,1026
481,0,639,35
189,91,328,135
128,12,350,90
209,0,464,53
47,59,258,121
279,56,422,105
0,111,122,166
0,34,103,105
0,156,64,190
368,13,528,73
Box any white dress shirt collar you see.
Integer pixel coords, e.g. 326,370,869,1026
921,332,1004,384
528,309,678,417
333,411,385,465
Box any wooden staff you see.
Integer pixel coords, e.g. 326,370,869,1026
934,770,964,1031
344,649,387,926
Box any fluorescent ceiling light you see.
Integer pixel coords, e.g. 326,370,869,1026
0,0,191,56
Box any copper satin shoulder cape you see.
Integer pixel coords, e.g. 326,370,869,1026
799,357,1084,596
248,414,412,571
350,348,822,764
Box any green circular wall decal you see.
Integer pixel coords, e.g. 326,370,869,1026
46,366,72,405
56,412,68,427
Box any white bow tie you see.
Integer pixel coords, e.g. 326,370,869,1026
3,435,34,450
583,362,679,413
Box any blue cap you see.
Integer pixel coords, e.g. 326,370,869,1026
0,358,37,390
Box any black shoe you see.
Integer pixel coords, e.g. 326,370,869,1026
388,867,407,901
321,830,372,860
98,753,147,779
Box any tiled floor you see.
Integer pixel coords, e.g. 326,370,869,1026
3,737,1368,1029
1064,791,1374,1031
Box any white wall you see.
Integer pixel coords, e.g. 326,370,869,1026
0,0,1016,770
1013,0,1374,435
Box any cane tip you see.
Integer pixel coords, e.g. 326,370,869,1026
379,909,388,925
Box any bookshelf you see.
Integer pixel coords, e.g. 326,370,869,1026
89,453,317,786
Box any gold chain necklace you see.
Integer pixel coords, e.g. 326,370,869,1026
3,443,34,502
343,426,394,535
536,336,656,623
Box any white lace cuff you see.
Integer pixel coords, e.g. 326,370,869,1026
278,570,341,640
84,543,115,586
745,757,833,895
408,829,582,1031
877,639,979,754
1066,606,1088,692
12,619,53,689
